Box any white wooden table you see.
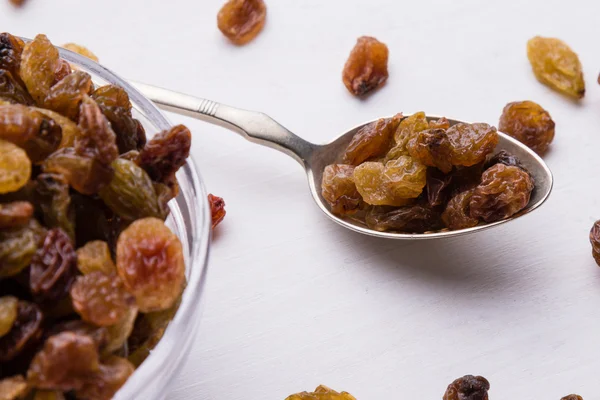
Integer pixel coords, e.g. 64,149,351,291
3,0,600,398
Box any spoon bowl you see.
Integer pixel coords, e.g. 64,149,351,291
131,82,553,240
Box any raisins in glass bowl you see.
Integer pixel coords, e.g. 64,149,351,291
76,240,115,275
443,375,490,400
217,0,267,45
342,36,389,97
498,101,555,155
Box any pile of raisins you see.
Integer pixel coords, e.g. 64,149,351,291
0,32,194,399
322,112,536,233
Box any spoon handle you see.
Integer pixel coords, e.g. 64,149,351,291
130,81,316,167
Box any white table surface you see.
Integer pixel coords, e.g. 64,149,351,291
3,0,600,398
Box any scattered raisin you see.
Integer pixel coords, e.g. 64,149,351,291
116,217,185,312
286,385,357,400
138,124,191,186
61,43,99,62
0,69,33,105
35,173,75,240
20,34,59,105
0,218,45,278
443,375,490,400
27,332,99,391
0,296,19,338
44,71,93,121
0,201,33,228
70,272,135,327
98,158,161,221
29,228,77,303
589,220,600,266
217,0,267,45
0,301,43,363
208,193,227,228
469,164,534,222
343,114,402,165
0,33,25,79
76,241,115,275
365,204,443,233
527,36,585,99
0,375,28,399
342,36,389,96
321,165,362,215
75,356,134,400
442,190,480,230
498,101,555,155
0,139,31,194
561,395,583,400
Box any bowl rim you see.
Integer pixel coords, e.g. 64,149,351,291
45,42,212,399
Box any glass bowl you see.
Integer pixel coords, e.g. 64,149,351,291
56,47,211,399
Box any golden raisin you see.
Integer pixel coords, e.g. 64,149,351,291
286,385,357,400
0,219,46,278
208,193,227,228
217,0,267,45
70,272,135,327
104,305,137,354
0,201,33,228
0,296,19,338
561,395,583,400
343,114,402,165
76,96,118,167
44,71,93,121
342,36,389,96
527,36,585,99
388,112,428,159
0,375,28,399
0,139,31,194
76,240,115,275
442,189,479,230
75,356,134,400
116,217,185,312
443,375,490,400
20,34,60,105
33,107,82,149
321,165,362,215
61,43,99,62
446,123,498,167
407,128,453,173
498,101,555,155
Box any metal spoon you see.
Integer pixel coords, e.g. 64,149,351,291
131,81,553,240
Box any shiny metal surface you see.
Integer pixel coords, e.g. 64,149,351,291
132,81,553,240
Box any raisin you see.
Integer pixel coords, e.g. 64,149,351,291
98,158,161,221
393,112,428,152
443,375,490,400
321,165,362,216
104,306,137,354
342,36,389,96
446,123,498,167
407,129,453,173
35,173,75,241
27,332,99,391
0,139,31,194
342,114,402,165
0,219,45,278
498,101,555,155
44,71,92,121
527,36,585,99
44,320,108,353
53,59,72,85
154,182,174,221
208,193,227,228
29,228,77,303
20,34,59,105
42,148,113,195
469,164,534,222
429,117,450,130
75,356,134,400
0,201,33,228
589,220,600,266
0,69,33,105
33,107,82,149
0,296,19,338
76,241,115,275
116,217,185,312
561,396,583,400
70,272,135,327
217,0,267,45
138,125,191,185
61,43,99,63
426,168,453,207
8,0,26,6
0,375,28,399
91,85,146,154
0,301,43,363
365,204,443,233
75,96,118,167
450,164,485,195
485,150,525,170
0,33,24,79
442,189,480,230
285,385,357,400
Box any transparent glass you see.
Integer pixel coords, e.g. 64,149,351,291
56,48,211,399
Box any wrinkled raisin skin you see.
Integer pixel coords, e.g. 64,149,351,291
35,173,75,240
498,101,555,155
469,164,534,223
343,114,402,165
407,128,453,173
70,272,136,327
426,168,453,207
76,240,115,275
321,165,362,216
0,70,33,105
286,385,357,400
365,204,443,233
44,71,93,121
29,228,77,303
342,36,389,96
76,96,118,167
217,0,267,45
443,375,490,400
560,395,583,400
446,123,498,167
0,218,45,278
0,139,31,194
75,356,135,400
589,220,600,267
0,301,43,363
20,34,60,105
138,125,191,186
442,190,480,230
208,194,227,228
